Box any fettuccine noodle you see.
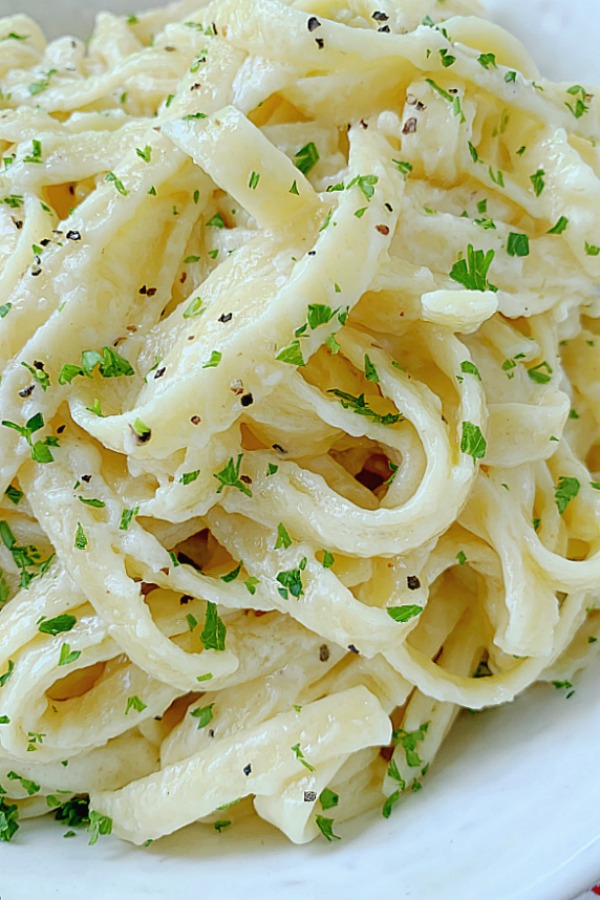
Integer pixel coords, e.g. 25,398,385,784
0,0,599,846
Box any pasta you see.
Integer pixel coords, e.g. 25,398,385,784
0,0,599,848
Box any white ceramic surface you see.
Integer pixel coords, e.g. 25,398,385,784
0,2,599,899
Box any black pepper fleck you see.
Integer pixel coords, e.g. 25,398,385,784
308,250,316,256
56,424,66,434
315,37,324,49
40,238,50,247
319,644,330,662
66,230,81,241
348,644,360,654
384,202,393,212
407,575,420,590
219,312,233,323
272,444,287,454
307,15,321,31
146,287,157,297
240,393,254,407
18,385,35,398
81,475,92,483
179,595,192,605
208,728,215,738
243,764,252,776
190,415,201,425
304,791,317,802
372,11,389,20
378,25,391,32
403,117,417,134
154,367,166,379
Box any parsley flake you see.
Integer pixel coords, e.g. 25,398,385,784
460,422,487,459
387,605,423,623
214,454,252,497
200,602,227,651
190,703,214,728
450,245,497,292
294,143,319,175
554,476,580,515
38,614,76,636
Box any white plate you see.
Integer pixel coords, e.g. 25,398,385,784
1,3,599,899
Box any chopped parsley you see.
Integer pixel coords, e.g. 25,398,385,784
275,523,292,550
7,771,39,795
58,347,134,384
2,412,59,464
307,304,335,329
221,561,242,583
439,48,456,67
105,172,128,196
507,232,530,257
0,660,14,688
387,605,423,623
478,52,497,68
460,422,487,459
276,566,304,600
530,169,545,197
135,146,152,163
200,601,227,651
504,70,517,83
202,350,222,369
206,213,226,228
527,361,553,384
322,550,335,568
248,171,260,190
244,576,260,595
38,614,76,636
328,389,403,426
315,815,340,841
58,643,81,667
119,507,139,530
450,245,497,292
364,354,379,383
190,703,214,728
585,242,600,257
78,497,105,509
488,166,504,187
4,485,23,506
74,523,88,550
276,340,305,367
0,521,54,589
291,742,315,772
393,160,413,178
460,360,481,380
125,695,147,715
24,139,43,164
180,470,200,485
294,142,319,175
547,216,569,235
0,800,18,842
214,454,252,497
347,174,378,201
393,722,429,767
319,788,339,810
87,811,112,845
554,476,580,515
183,296,204,318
